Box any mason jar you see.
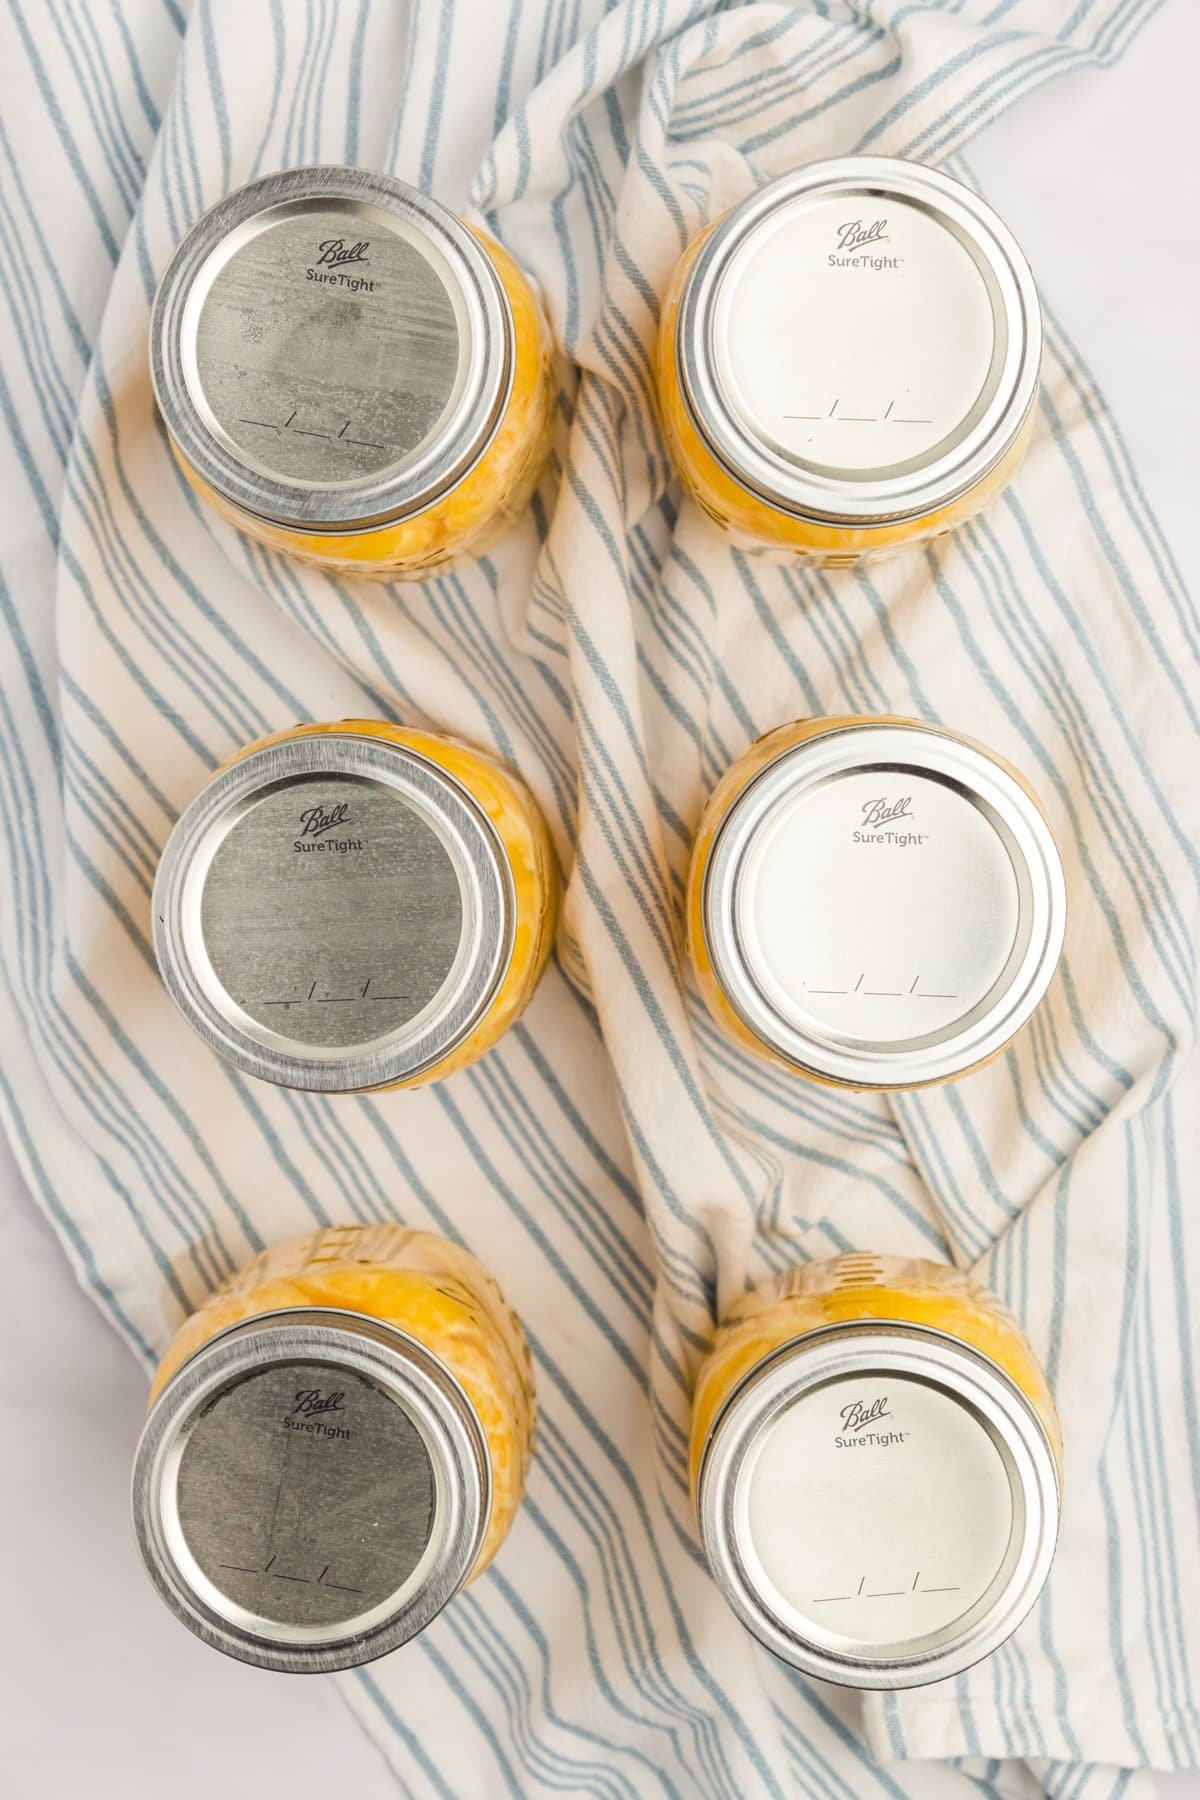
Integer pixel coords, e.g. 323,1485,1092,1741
151,166,555,576
686,715,1065,1089
691,1252,1061,1688
655,157,1041,563
153,721,559,1090
132,1224,535,1670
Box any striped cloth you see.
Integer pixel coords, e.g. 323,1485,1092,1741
0,0,1196,1795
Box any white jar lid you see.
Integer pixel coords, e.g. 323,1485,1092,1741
674,157,1041,527
698,720,1065,1087
697,1322,1060,1687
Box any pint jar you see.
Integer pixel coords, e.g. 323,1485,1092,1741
686,715,1065,1089
690,1253,1061,1688
150,166,555,576
655,157,1041,563
152,721,559,1090
132,1224,535,1670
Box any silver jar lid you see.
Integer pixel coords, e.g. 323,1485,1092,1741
697,1321,1060,1688
132,1309,490,1671
150,166,514,532
699,720,1065,1088
153,731,515,1091
674,157,1041,527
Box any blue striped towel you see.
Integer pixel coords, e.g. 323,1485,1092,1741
0,0,1196,1795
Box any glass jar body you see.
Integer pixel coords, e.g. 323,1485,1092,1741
655,223,1037,566
690,1250,1061,1501
221,719,561,1088
174,234,555,579
151,1223,536,1578
685,714,1058,1088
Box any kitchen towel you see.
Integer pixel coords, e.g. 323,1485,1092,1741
0,1,1196,1795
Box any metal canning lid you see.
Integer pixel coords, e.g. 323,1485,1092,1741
150,166,514,532
132,1310,490,1671
676,157,1041,526
701,721,1065,1087
697,1323,1060,1688
153,732,515,1090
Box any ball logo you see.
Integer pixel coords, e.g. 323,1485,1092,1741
835,218,889,252
289,1388,346,1418
854,795,927,848
298,801,353,840
860,796,913,829
306,239,377,292
284,1387,352,1441
294,800,364,855
828,217,899,272
834,1393,908,1450
315,238,370,268
839,1395,893,1433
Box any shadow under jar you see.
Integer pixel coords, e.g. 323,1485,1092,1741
690,1253,1062,1689
152,721,559,1091
132,1224,535,1671
654,157,1042,564
686,716,1066,1089
151,166,555,576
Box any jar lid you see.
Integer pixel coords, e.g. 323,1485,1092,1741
153,731,514,1090
674,157,1041,527
131,1310,490,1670
699,720,1066,1087
150,166,513,531
696,1322,1059,1688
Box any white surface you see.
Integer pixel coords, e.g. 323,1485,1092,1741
0,1125,397,1800
971,4,1200,606
1,5,1197,1793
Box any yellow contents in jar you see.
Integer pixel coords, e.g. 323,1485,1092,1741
224,719,561,1086
151,1224,536,1578
690,1252,1061,1499
654,231,1035,565
177,233,555,578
